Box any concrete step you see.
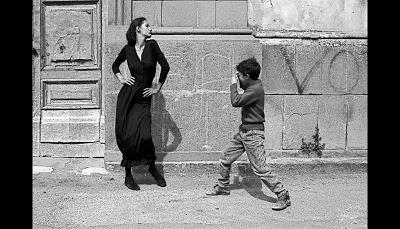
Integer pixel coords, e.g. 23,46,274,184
33,156,367,175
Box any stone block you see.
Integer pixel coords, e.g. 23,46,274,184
33,116,40,156
151,111,182,153
100,115,105,144
41,110,100,143
248,0,367,35
131,1,162,27
32,0,40,47
264,95,284,150
321,46,347,94
216,0,248,28
342,0,368,33
194,41,234,91
283,95,319,149
318,96,347,150
262,45,298,94
156,41,197,91
233,40,263,67
105,91,204,153
39,142,104,158
346,95,367,149
104,92,118,151
162,1,197,27
204,92,242,152
198,1,216,28
321,44,367,94
345,45,368,94
295,45,329,94
104,43,128,93
32,58,41,115
154,92,204,152
247,0,282,30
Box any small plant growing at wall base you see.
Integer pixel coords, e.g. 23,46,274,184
300,126,326,158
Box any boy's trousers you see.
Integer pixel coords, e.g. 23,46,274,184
218,129,285,194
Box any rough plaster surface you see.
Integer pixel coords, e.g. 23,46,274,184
104,37,367,161
40,110,100,143
39,143,104,158
346,95,367,149
264,95,284,149
105,38,262,155
248,0,367,34
33,0,367,161
283,96,319,149
262,42,367,95
318,96,347,149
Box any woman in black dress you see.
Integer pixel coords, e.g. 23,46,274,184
112,17,170,190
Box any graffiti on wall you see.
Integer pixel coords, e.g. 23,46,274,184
277,45,364,94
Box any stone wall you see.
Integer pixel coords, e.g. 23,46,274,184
104,34,264,163
104,41,367,163
249,0,367,35
104,0,367,164
260,39,367,155
33,0,367,162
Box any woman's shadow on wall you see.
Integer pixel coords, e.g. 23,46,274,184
135,91,182,185
229,164,277,203
152,91,182,171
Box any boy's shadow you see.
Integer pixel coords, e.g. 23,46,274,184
132,91,182,185
229,164,277,203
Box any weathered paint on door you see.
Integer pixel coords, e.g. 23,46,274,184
33,0,104,157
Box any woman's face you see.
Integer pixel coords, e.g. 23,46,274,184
137,20,152,38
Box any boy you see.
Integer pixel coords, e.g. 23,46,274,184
205,57,291,211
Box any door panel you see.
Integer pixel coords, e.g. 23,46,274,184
42,79,100,109
35,0,103,157
41,0,100,70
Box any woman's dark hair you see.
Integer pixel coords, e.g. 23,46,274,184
126,17,147,45
236,57,261,80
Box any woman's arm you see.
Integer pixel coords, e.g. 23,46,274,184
112,46,126,75
152,40,170,84
112,46,135,85
143,40,170,97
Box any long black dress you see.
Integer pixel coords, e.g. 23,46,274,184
112,39,170,167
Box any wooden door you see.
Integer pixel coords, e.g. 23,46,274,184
33,0,104,157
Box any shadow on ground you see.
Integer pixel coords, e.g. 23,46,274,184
130,168,162,186
230,166,277,203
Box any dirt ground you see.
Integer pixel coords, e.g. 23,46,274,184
33,170,367,228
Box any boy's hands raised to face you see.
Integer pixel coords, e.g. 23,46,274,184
232,72,239,84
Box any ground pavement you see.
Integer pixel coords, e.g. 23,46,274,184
32,163,367,229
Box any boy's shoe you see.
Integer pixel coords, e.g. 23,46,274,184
205,185,230,196
272,190,291,210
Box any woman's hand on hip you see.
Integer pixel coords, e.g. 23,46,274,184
143,88,159,97
120,75,135,85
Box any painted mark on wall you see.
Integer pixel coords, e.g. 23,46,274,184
279,46,361,94
328,50,360,93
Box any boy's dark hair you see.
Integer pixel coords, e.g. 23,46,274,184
235,57,261,80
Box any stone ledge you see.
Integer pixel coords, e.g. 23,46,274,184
106,157,367,175
105,149,367,163
254,30,367,39
33,156,366,175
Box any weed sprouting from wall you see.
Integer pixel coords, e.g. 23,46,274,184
300,126,326,158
